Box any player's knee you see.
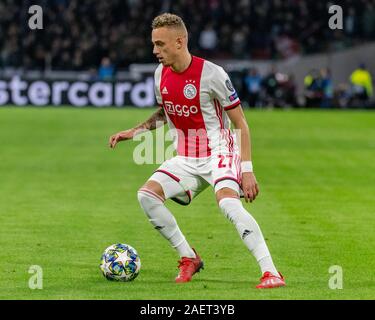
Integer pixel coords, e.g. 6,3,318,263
216,187,239,204
137,181,165,203
141,180,165,199
137,189,164,211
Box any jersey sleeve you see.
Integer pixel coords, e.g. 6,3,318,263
154,64,163,105
211,66,241,111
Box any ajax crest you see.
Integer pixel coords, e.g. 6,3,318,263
183,84,197,99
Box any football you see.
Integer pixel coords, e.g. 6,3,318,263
99,243,141,281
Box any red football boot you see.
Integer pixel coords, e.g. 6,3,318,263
175,248,204,283
256,272,286,289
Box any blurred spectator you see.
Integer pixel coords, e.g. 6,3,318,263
333,83,352,108
350,63,373,107
320,68,334,108
273,72,297,108
244,68,262,107
282,74,297,107
345,7,358,37
262,67,279,107
98,57,115,81
198,23,218,57
362,3,375,39
274,32,300,60
88,67,98,81
304,69,323,108
232,26,249,59
241,68,297,108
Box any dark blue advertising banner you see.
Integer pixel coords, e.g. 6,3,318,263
0,76,156,107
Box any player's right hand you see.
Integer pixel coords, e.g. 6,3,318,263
108,129,134,149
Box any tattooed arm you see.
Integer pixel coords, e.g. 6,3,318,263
134,107,167,131
109,107,167,149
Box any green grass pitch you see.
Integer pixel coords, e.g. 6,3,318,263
0,106,374,300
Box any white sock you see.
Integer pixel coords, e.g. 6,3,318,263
219,198,279,276
137,190,196,258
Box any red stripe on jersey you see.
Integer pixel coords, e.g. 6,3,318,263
228,129,233,153
225,128,231,153
215,99,234,153
215,99,232,153
228,129,234,153
214,99,224,130
160,56,211,158
235,153,241,182
224,128,233,153
226,129,231,152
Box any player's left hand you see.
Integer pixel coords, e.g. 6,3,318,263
241,172,259,203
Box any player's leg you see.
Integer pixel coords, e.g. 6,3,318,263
137,158,207,283
216,186,285,288
216,187,277,274
137,179,196,259
207,153,284,288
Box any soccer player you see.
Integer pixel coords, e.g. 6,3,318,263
109,13,285,289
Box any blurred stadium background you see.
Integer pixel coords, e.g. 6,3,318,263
0,0,374,109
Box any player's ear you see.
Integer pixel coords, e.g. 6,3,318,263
176,37,183,49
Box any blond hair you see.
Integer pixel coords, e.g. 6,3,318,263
152,13,187,35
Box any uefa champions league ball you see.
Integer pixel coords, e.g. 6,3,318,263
100,243,141,281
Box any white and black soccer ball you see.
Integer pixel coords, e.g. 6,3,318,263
100,243,141,281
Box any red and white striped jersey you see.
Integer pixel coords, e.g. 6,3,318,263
154,55,241,158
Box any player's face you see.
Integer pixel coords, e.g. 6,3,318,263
152,27,181,66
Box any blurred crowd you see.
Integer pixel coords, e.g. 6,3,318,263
239,66,297,108
303,64,374,108
238,64,374,108
1,0,375,70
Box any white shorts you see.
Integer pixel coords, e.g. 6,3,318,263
149,153,243,205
